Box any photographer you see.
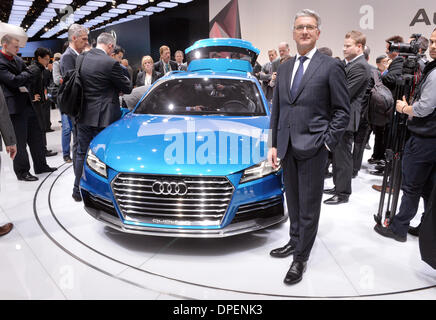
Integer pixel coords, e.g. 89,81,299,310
374,28,436,242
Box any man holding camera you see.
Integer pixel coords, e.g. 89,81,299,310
374,28,436,242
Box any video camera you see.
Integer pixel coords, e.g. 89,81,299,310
388,33,422,56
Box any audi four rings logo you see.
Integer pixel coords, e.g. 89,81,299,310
152,181,188,196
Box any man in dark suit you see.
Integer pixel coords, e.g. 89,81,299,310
60,24,89,76
0,86,17,236
28,47,57,157
154,45,178,75
324,31,371,204
0,34,56,181
73,32,132,200
268,9,350,285
175,50,188,71
60,23,89,201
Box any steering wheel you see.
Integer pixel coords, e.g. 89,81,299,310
222,100,248,112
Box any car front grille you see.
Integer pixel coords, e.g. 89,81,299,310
111,173,234,226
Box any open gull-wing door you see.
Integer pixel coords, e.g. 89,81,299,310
185,38,260,74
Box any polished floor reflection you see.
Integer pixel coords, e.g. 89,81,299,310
0,110,435,299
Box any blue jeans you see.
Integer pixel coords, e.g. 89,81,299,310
61,113,72,157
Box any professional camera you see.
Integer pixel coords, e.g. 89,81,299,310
388,33,421,56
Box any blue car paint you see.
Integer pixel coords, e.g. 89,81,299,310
80,38,285,236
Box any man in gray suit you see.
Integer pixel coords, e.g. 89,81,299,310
0,86,17,236
324,31,371,205
268,9,350,284
259,49,278,103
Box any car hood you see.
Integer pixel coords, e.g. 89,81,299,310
90,114,270,177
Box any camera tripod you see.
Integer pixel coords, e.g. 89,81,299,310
374,60,419,227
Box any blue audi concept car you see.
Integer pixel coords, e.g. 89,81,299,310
80,38,286,237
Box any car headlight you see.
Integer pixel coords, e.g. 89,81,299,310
239,159,281,184
86,149,107,178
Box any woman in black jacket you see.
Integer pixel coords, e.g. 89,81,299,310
135,55,162,87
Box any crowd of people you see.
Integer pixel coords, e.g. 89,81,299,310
0,14,435,286
0,22,189,235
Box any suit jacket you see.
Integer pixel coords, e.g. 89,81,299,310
0,52,33,115
60,46,79,77
79,48,132,127
154,60,178,75
135,70,162,87
28,61,47,104
344,55,371,132
382,56,404,97
0,87,16,151
270,50,350,160
259,61,274,101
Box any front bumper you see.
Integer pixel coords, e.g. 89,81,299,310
80,164,286,238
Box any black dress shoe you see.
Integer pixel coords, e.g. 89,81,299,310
17,173,39,181
323,194,349,205
34,166,58,174
374,224,406,242
408,223,421,237
323,187,336,195
45,150,58,157
270,242,296,258
72,193,82,202
374,164,386,171
284,261,307,285
369,169,384,176
367,157,379,165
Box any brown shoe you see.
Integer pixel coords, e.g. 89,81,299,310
0,223,13,237
372,185,395,193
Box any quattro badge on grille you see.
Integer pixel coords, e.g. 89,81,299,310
151,181,188,196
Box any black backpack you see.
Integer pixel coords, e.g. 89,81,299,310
57,53,86,119
368,70,394,127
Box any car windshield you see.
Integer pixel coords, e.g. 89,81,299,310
134,78,266,116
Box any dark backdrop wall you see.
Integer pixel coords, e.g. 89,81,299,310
90,17,151,71
18,39,63,58
149,0,209,64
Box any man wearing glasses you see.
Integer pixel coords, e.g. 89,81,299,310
268,9,350,285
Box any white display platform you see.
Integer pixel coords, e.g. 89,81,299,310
0,110,435,300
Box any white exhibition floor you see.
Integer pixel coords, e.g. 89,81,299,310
0,110,435,300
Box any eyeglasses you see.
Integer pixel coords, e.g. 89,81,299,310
294,24,318,32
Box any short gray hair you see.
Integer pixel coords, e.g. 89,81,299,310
97,32,116,46
294,9,322,30
68,24,88,42
1,34,19,45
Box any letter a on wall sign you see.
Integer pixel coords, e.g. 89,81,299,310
360,5,374,30
410,9,431,26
